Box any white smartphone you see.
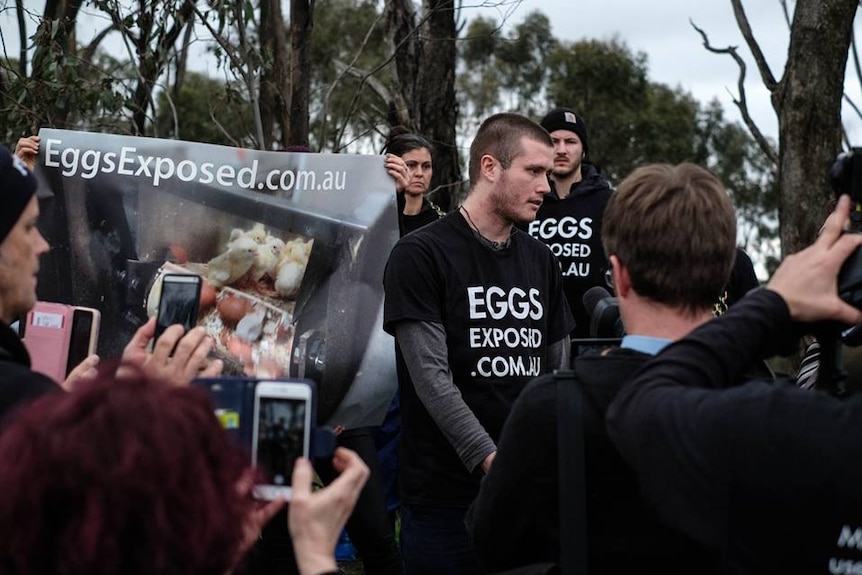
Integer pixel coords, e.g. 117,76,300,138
251,380,313,500
65,306,101,376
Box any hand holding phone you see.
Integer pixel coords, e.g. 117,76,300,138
252,380,313,500
155,273,202,343
66,306,101,377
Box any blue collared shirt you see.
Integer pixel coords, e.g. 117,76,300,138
620,334,671,356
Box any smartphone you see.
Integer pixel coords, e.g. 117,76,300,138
21,302,75,384
193,377,258,451
251,380,314,500
65,306,101,376
155,273,202,343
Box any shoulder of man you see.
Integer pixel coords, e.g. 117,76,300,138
579,163,614,193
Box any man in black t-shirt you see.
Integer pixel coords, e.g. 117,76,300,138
383,113,574,575
524,108,613,339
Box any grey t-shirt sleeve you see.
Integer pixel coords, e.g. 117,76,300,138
395,320,496,472
547,336,571,371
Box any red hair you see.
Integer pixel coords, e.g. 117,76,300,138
0,367,251,575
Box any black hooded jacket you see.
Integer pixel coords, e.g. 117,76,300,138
523,163,613,338
0,320,60,422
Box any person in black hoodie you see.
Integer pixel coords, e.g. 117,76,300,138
523,107,614,339
467,163,737,573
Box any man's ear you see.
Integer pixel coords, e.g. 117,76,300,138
480,154,498,182
610,255,631,298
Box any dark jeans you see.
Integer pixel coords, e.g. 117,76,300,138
317,427,404,575
400,504,484,575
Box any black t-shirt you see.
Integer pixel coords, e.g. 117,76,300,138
383,212,574,506
523,164,613,338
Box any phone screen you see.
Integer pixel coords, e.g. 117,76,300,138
254,395,308,487
65,309,96,376
155,275,201,342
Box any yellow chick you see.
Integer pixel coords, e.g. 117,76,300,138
206,235,258,287
250,235,285,281
274,238,314,298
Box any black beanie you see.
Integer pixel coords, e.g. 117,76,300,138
0,146,38,246
540,108,589,155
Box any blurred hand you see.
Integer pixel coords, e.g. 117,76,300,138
14,135,39,171
767,194,862,325
232,469,286,567
120,317,223,386
288,447,369,575
61,354,100,391
480,450,496,473
385,153,410,193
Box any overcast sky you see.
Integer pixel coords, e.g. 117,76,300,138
471,0,862,143
4,1,861,143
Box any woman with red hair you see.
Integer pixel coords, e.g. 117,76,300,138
0,369,368,575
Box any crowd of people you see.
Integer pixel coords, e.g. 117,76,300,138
2,104,862,575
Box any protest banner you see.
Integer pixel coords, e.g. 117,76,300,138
34,128,399,427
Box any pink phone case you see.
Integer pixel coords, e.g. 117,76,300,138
23,302,75,384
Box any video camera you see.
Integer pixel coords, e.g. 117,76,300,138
833,148,862,311
811,149,862,393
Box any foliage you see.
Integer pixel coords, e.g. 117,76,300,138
308,0,390,152
153,71,254,146
1,0,781,265
0,17,127,141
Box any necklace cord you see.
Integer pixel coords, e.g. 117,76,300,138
459,205,509,249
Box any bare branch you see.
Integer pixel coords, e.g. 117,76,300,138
333,59,392,102
730,0,778,91
691,19,778,165
317,10,385,148
191,3,263,148
80,24,117,64
779,0,791,29
851,28,862,103
843,93,862,123
210,108,242,147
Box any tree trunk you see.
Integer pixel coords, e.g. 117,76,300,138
774,0,858,255
260,0,292,149
384,0,461,211
288,0,314,147
417,0,459,211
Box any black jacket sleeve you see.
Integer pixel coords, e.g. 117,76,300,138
605,289,844,552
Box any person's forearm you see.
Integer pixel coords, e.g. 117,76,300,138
397,321,496,471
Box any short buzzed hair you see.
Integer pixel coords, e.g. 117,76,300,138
468,113,552,188
602,163,737,313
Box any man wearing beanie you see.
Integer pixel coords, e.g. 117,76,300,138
525,107,613,340
0,145,59,417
